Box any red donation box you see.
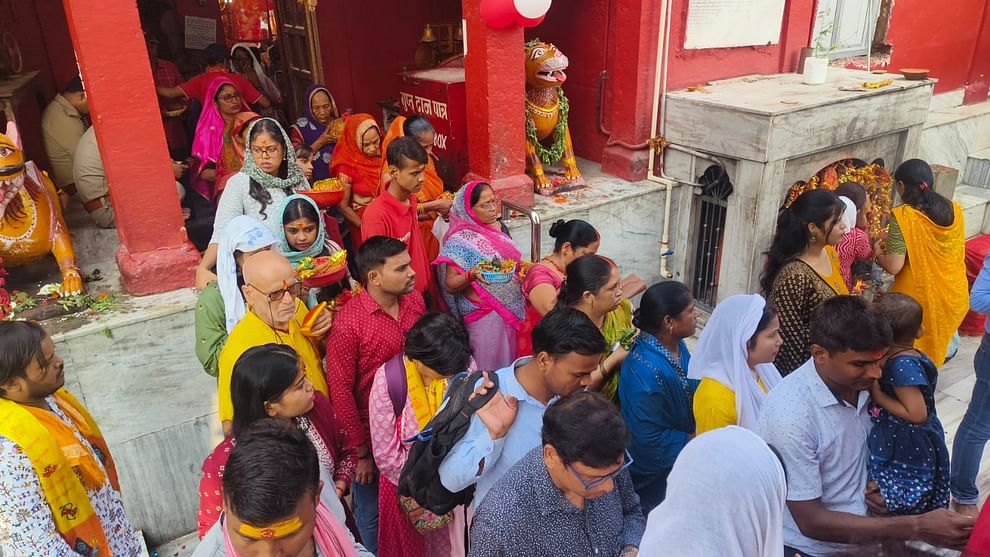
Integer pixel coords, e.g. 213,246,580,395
399,67,468,187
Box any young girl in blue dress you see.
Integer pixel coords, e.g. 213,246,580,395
868,292,950,514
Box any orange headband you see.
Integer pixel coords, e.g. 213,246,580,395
238,516,303,540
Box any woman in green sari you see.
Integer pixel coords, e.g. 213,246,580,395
555,254,637,403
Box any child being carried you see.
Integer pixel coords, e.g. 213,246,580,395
867,292,950,515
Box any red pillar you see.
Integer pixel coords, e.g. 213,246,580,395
63,0,200,295
463,0,535,207
599,0,661,182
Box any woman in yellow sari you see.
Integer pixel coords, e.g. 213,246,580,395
368,313,474,557
381,115,452,261
879,159,968,367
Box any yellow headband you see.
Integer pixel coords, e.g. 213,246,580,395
238,516,303,540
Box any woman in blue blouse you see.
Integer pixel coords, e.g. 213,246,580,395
619,281,699,513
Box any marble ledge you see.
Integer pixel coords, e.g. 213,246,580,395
503,173,667,233
49,287,199,343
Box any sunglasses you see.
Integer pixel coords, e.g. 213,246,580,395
248,281,302,302
567,450,634,490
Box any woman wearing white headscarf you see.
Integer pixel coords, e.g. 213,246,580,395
194,215,279,377
689,294,783,434
640,426,786,557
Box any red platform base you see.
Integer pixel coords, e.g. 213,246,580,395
116,243,201,296
601,144,651,182
464,172,535,209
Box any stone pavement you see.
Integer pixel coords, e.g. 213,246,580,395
937,335,989,504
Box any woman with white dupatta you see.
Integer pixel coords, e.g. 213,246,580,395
640,426,786,557
689,294,783,434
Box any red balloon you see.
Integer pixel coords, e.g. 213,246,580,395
481,0,517,29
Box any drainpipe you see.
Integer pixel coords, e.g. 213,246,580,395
647,0,678,279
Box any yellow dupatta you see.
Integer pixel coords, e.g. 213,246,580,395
891,203,968,367
404,357,447,430
0,389,119,555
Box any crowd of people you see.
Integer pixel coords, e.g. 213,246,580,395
11,52,990,557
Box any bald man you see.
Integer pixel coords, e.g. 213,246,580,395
216,251,332,435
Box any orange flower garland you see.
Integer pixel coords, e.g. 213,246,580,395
784,159,893,243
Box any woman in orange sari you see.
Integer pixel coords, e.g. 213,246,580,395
381,116,452,261
330,114,383,251
878,159,968,367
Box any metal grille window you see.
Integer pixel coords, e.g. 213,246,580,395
691,165,733,311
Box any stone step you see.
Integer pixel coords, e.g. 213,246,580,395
965,148,990,189
954,184,990,239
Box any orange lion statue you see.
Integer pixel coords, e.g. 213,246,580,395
525,39,581,195
0,125,83,296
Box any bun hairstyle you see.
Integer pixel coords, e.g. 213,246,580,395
894,159,954,227
555,254,616,310
633,281,692,336
548,219,600,254
759,189,845,295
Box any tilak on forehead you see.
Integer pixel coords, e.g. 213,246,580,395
239,515,303,540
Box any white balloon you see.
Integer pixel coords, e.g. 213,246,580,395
514,0,551,19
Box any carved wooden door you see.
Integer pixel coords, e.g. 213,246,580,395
274,0,324,120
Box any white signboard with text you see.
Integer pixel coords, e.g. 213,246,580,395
684,0,786,49
184,16,217,50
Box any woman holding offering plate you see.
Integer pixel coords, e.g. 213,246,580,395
435,181,525,370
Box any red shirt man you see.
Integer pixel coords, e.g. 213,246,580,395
325,236,424,457
362,136,434,297
156,43,269,109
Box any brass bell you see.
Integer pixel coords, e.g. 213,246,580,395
420,25,438,43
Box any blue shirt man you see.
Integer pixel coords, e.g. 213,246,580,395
438,308,606,509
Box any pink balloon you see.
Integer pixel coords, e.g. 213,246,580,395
481,0,517,29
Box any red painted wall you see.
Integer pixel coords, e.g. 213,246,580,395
963,2,990,103
887,0,989,94
314,0,461,118
3,0,76,101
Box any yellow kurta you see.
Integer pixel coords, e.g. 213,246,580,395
891,203,968,368
217,299,328,421
693,376,767,435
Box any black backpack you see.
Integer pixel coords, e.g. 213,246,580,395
393,366,500,515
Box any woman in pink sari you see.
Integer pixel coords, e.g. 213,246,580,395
189,76,248,204
435,181,525,371
517,218,600,356
368,313,474,557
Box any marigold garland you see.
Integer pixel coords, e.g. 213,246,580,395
525,87,570,166
784,159,893,243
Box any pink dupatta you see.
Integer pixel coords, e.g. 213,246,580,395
435,181,525,328
190,76,246,200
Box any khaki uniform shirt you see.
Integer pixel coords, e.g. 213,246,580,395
41,94,87,189
72,127,114,228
